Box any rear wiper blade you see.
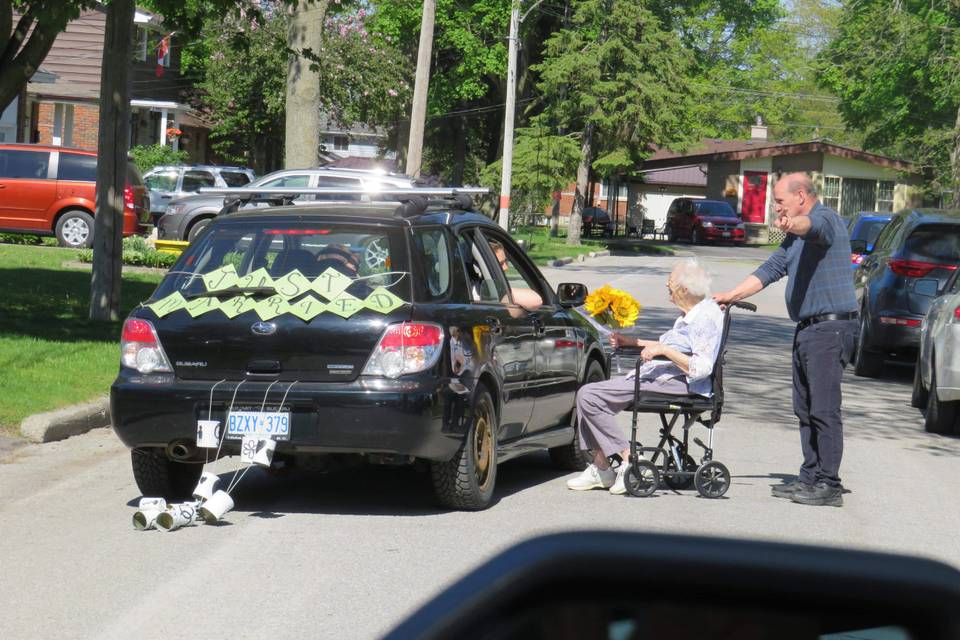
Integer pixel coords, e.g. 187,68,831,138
184,286,277,299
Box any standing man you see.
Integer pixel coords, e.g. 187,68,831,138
714,172,857,507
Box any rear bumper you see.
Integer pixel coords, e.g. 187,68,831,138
702,227,745,242
868,317,921,351
110,371,467,462
123,208,151,236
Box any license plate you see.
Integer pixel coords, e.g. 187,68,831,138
226,408,290,440
722,231,731,237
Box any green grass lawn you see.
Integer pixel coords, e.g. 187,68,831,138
512,227,674,264
0,244,163,435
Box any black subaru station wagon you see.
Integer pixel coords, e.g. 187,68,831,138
111,190,607,510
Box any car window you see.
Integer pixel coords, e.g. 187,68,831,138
0,149,50,179
694,201,737,217
314,176,363,201
144,170,179,191
904,225,960,263
258,174,311,201
478,230,544,303
181,170,217,192
220,171,251,187
57,153,97,182
874,214,904,252
852,219,889,247
413,229,452,300
458,230,508,303
153,223,410,303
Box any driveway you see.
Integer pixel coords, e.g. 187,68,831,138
1,251,958,640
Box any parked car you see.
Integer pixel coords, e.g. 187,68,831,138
664,197,746,245
581,206,612,237
912,271,960,434
847,211,893,269
112,192,607,510
0,143,150,248
854,208,960,377
143,164,255,223
157,167,416,242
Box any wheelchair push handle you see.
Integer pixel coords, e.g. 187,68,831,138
731,301,757,312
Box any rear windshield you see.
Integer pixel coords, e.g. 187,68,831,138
221,171,252,187
851,219,889,246
149,222,411,317
904,224,960,263
694,201,737,217
127,161,144,186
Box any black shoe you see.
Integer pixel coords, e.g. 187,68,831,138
771,480,809,499
791,481,843,507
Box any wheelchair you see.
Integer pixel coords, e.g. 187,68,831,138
619,301,756,499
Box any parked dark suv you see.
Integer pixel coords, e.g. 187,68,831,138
664,197,745,245
112,192,607,510
854,208,960,377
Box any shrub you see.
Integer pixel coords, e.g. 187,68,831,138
129,144,189,174
0,233,43,245
76,237,178,269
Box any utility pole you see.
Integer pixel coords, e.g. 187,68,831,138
497,1,520,230
406,0,436,178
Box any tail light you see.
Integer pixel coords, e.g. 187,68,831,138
121,318,173,373
362,322,444,378
953,306,960,322
878,317,921,327
888,259,957,278
123,184,135,211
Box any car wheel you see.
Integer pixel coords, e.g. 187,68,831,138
187,217,213,243
362,237,390,272
925,364,959,434
853,316,883,378
911,355,929,409
691,227,701,245
131,447,203,500
55,210,94,249
549,359,605,471
431,386,498,510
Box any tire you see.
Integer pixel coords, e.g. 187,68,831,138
853,316,883,378
131,447,203,500
431,387,498,510
549,359,605,471
694,460,730,498
624,460,660,497
925,366,959,434
55,210,94,248
911,356,929,409
187,217,213,243
691,227,701,245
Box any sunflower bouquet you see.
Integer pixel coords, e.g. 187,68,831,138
583,284,641,329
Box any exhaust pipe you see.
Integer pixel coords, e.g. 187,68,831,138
166,440,197,461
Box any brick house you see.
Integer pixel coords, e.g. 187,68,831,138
2,6,208,160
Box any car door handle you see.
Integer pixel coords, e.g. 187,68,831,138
486,317,503,335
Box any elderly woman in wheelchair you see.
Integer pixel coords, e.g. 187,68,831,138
567,258,726,496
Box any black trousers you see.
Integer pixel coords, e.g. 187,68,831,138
792,319,856,487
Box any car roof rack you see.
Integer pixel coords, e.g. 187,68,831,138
198,187,489,217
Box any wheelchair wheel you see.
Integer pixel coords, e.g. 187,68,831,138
664,451,697,490
694,461,730,499
624,460,660,498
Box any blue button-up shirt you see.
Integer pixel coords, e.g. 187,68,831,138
752,202,857,323
628,298,725,397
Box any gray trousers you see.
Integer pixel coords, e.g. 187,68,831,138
576,374,689,457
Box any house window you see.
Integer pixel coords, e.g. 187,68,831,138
133,27,148,62
52,103,74,147
599,181,628,199
156,35,171,68
333,135,349,151
822,176,840,212
877,180,895,212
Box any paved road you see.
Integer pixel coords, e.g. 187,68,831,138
2,251,959,640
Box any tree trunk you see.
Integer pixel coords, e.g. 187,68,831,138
550,189,561,237
89,0,134,322
952,103,960,207
567,122,594,246
0,10,66,113
285,0,328,169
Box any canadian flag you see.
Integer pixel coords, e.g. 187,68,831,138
156,35,170,78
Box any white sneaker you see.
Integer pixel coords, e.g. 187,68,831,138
609,464,629,495
567,464,616,491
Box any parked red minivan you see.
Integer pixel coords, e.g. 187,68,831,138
664,197,746,245
0,143,150,248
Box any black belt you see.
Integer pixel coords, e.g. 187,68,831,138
797,312,858,331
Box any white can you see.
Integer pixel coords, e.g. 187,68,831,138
155,502,199,532
193,471,220,501
252,439,277,468
198,490,234,524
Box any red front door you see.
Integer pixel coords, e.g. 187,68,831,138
741,171,768,224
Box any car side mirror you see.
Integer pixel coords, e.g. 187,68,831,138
850,239,868,254
556,283,587,308
915,278,939,297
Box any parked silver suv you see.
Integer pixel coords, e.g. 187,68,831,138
143,164,256,222
157,167,416,242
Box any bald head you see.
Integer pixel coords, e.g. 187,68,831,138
773,172,819,218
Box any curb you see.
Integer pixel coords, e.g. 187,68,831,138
547,249,610,268
20,396,111,443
